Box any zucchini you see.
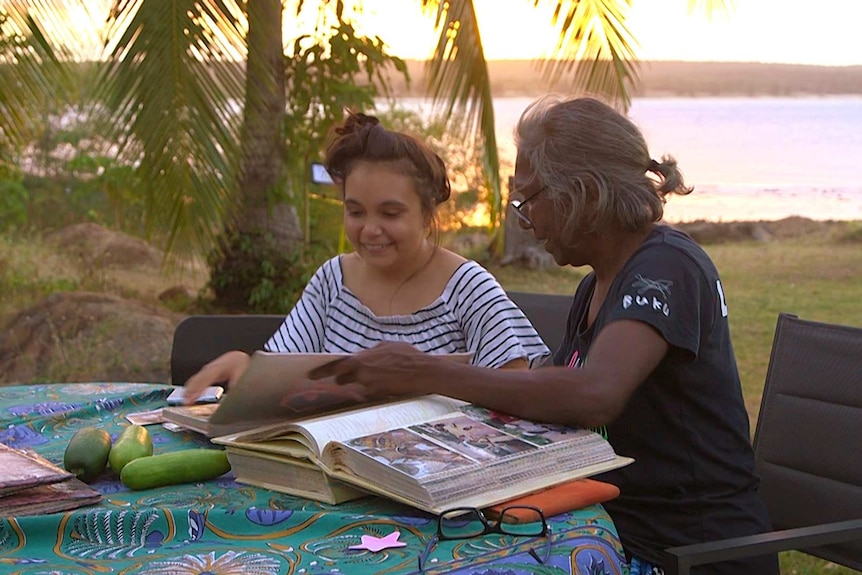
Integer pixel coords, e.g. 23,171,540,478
64,426,112,483
120,449,230,490
109,424,153,473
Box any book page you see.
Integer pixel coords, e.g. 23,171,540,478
334,407,607,478
296,394,468,454
214,428,317,460
328,412,537,482
208,351,473,430
215,394,467,457
225,447,365,504
209,352,355,426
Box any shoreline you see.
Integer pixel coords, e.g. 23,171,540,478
668,216,860,244
657,183,862,224
384,60,862,99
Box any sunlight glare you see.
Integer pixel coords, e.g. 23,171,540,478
22,0,862,66
353,0,862,66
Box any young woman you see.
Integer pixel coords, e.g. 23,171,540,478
312,98,780,575
182,112,549,402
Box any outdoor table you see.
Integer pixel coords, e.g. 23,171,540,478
0,383,626,574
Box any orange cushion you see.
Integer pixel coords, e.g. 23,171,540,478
484,478,620,523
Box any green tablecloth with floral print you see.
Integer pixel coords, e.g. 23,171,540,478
0,383,626,575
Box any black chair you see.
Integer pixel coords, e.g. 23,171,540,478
663,313,862,575
169,315,284,385
169,291,571,385
507,291,571,352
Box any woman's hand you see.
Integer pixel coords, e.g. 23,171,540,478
182,350,251,404
308,342,438,400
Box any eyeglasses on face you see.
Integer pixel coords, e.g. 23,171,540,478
508,185,547,229
417,505,552,572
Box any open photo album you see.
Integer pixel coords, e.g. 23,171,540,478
213,394,633,514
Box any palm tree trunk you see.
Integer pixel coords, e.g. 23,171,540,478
501,177,554,270
235,0,301,247
208,0,303,311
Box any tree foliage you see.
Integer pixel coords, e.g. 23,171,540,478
2,0,731,273
283,19,408,245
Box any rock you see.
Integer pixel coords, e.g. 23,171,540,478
0,292,182,385
158,285,195,307
674,220,771,245
674,221,772,244
762,216,834,239
673,217,841,245
46,222,163,268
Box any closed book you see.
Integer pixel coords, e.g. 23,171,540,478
223,447,365,504
0,476,102,517
162,403,229,436
0,442,73,497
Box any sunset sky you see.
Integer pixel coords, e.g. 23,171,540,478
343,0,862,66
51,0,862,67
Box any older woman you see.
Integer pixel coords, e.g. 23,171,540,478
314,96,779,575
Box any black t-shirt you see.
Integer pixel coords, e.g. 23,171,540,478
554,226,778,574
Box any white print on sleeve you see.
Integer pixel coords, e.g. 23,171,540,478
621,274,673,317
716,279,729,317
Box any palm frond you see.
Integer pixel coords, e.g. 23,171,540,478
539,0,640,110
3,0,100,59
0,2,72,165
97,0,247,259
425,0,502,232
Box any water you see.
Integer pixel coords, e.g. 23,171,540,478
390,97,862,223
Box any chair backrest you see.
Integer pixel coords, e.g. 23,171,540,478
169,315,285,385
506,291,571,352
170,292,572,385
752,313,862,569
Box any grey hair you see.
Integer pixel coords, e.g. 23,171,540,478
514,95,692,235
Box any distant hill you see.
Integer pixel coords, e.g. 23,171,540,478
383,60,862,98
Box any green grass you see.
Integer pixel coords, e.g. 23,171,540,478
710,241,862,575
712,241,862,416
0,235,82,322
489,236,862,575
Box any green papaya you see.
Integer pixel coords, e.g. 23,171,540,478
64,426,112,482
108,424,153,473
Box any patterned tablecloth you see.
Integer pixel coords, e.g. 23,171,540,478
0,383,626,575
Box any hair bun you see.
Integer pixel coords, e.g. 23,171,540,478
336,111,380,136
434,155,451,204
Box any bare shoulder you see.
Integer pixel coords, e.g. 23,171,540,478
432,248,469,278
339,252,361,282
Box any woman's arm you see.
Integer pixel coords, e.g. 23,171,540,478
311,319,668,428
499,357,529,370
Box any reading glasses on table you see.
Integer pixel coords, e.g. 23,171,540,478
417,505,552,572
